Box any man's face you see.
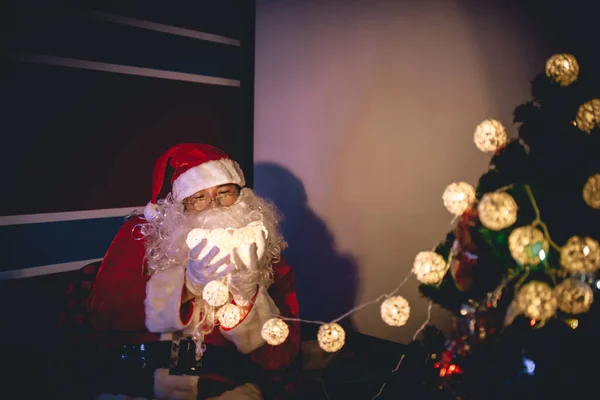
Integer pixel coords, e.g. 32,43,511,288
183,184,240,213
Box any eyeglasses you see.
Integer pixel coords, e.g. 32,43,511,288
184,187,241,210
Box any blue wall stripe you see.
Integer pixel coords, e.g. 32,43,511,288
0,217,127,272
13,13,242,80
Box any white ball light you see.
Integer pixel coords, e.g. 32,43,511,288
583,173,600,209
516,281,557,321
560,236,600,274
202,280,230,307
380,296,410,327
478,191,518,231
555,279,594,315
317,323,346,353
412,251,447,285
474,119,508,153
508,226,549,266
217,304,241,328
442,182,476,216
261,318,290,346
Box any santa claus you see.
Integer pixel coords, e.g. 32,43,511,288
88,143,301,400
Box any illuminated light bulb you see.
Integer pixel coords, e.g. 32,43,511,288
442,182,476,216
186,221,269,273
555,279,594,314
583,173,600,209
317,323,346,353
516,281,557,321
560,236,600,274
412,251,448,284
545,53,579,86
575,99,600,134
380,296,410,327
508,226,549,266
539,249,546,261
473,119,508,153
478,192,518,231
202,280,229,307
261,318,290,346
566,318,579,329
216,304,241,328
596,280,600,290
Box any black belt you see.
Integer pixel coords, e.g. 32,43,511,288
118,338,262,378
98,338,281,399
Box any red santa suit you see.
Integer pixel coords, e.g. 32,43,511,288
87,144,301,400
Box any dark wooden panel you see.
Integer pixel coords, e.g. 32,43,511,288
1,60,251,216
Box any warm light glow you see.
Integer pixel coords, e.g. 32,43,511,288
412,251,448,284
560,236,600,273
202,280,230,307
380,296,410,327
508,226,548,266
582,173,600,209
216,304,241,328
186,221,269,272
545,53,579,86
575,99,600,134
473,119,508,153
317,323,346,352
478,192,518,231
442,182,476,216
261,318,290,346
516,281,557,321
555,279,594,314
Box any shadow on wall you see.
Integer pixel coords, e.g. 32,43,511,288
254,162,359,332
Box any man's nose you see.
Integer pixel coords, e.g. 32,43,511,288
207,198,218,209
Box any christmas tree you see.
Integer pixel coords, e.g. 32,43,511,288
393,54,600,399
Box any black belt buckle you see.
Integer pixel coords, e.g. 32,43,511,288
169,337,202,376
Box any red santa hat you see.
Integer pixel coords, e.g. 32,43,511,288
144,143,246,220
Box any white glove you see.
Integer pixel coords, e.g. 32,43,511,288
228,242,261,306
186,239,235,296
154,368,198,400
206,383,262,400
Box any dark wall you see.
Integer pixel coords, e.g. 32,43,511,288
1,0,255,278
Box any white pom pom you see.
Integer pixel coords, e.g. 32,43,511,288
144,202,160,220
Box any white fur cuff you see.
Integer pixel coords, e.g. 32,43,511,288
154,368,199,399
145,265,192,332
220,287,280,354
206,383,263,400
173,158,246,202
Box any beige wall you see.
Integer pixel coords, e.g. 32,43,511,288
254,0,550,343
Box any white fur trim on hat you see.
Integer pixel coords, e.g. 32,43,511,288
173,158,246,202
145,265,193,332
144,201,160,220
220,286,280,354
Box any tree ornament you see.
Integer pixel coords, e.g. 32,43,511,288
317,323,346,352
545,53,579,86
554,279,594,314
508,226,549,266
216,304,241,328
477,192,518,231
443,182,476,216
516,281,557,321
261,318,290,346
473,119,508,153
575,98,600,134
583,173,600,209
380,296,410,327
202,280,230,307
560,236,600,273
412,251,448,284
